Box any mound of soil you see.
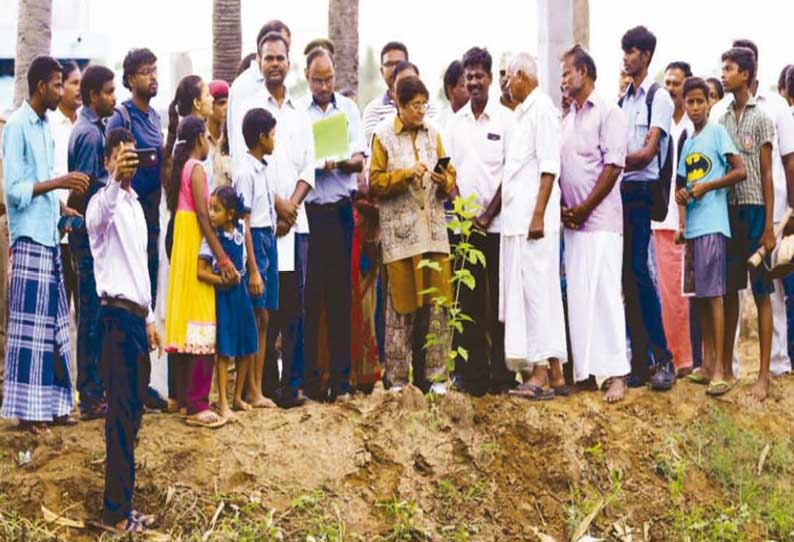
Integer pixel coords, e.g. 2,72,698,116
1,339,793,541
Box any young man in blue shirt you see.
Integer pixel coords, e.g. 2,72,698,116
1,56,89,434
67,64,117,420
619,25,676,390
106,48,163,305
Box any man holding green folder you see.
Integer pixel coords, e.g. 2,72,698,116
301,46,366,402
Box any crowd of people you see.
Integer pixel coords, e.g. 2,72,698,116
1,17,794,534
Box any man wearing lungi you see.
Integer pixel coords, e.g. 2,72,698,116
498,52,568,401
559,45,632,403
1,56,89,433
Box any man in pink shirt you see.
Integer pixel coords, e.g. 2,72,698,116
559,45,631,403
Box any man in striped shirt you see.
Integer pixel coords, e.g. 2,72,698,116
362,42,409,145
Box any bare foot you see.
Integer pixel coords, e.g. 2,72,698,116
218,405,234,419
233,398,253,411
603,377,626,404
750,377,769,402
248,394,277,409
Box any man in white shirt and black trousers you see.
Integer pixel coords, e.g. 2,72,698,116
86,128,162,534
446,47,518,396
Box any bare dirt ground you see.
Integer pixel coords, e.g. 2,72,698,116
1,334,793,542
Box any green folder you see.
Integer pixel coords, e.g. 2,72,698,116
313,112,350,162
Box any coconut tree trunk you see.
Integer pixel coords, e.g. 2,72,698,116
537,0,588,107
12,0,53,108
328,0,359,95
212,0,241,83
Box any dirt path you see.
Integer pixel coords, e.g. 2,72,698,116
1,341,793,541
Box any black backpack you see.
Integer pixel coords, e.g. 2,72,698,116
619,83,675,222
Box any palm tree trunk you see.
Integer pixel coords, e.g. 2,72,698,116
328,0,359,95
13,0,53,108
212,0,241,83
573,0,590,48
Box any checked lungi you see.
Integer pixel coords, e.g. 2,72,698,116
1,238,74,421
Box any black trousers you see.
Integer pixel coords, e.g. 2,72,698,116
99,306,150,525
452,232,514,393
263,234,308,400
303,200,354,396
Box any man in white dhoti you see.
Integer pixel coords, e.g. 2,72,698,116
558,45,631,403
498,52,567,401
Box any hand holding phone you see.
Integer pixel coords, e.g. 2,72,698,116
134,148,158,169
434,156,451,174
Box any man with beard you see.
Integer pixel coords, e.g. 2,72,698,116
107,49,163,307
230,31,315,406
446,46,517,397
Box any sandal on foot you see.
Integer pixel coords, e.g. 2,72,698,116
95,516,148,534
551,384,573,397
706,380,731,396
185,410,227,429
509,383,555,401
131,510,157,528
685,370,710,385
52,415,79,427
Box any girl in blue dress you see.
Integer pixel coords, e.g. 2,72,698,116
197,186,259,417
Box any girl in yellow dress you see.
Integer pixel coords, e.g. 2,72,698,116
165,116,239,428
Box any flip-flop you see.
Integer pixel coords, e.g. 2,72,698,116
185,411,227,429
131,510,157,528
94,515,148,534
509,384,555,401
685,371,710,385
52,415,79,427
706,380,731,396
551,385,573,397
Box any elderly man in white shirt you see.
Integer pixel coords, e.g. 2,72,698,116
446,46,517,396
497,52,567,401
229,30,315,405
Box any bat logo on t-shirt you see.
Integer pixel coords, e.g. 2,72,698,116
685,152,712,183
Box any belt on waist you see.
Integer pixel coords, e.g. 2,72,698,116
306,197,352,211
100,297,148,320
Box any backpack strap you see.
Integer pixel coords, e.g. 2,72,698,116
115,103,132,131
645,82,664,172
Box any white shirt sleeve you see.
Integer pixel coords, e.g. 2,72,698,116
297,111,316,188
346,100,366,157
775,101,794,157
536,102,562,177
